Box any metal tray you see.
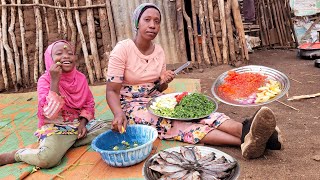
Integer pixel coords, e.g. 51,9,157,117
142,146,240,180
146,92,218,121
211,65,290,107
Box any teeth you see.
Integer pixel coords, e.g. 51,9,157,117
62,61,71,64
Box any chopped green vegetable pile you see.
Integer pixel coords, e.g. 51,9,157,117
153,93,216,119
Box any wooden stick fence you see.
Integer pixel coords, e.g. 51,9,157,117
0,0,248,92
255,0,297,48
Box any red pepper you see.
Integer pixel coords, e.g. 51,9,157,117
175,92,188,103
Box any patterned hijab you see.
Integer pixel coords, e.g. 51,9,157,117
132,3,161,34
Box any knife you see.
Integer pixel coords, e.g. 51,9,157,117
148,61,191,95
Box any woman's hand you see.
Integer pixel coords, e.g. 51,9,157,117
160,70,175,84
112,112,127,133
78,117,88,139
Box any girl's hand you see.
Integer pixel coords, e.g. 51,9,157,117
160,70,175,84
78,117,88,139
112,112,127,133
50,63,62,83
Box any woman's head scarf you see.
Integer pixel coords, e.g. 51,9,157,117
132,3,161,34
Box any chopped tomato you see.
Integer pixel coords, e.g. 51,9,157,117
218,71,267,100
174,92,188,103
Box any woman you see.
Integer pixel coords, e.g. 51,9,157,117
106,3,282,159
0,40,110,168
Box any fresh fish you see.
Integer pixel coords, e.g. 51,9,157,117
197,152,216,164
159,170,189,179
154,157,167,165
147,146,237,180
192,146,202,160
200,169,229,179
159,151,184,165
200,172,219,180
181,171,201,180
202,156,228,166
203,162,237,172
171,151,190,164
149,164,185,174
180,146,197,163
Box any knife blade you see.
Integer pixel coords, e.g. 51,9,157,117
174,61,191,75
148,61,191,95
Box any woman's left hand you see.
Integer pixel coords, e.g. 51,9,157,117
160,70,175,84
78,117,88,139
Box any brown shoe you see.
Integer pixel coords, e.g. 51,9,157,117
241,107,276,159
0,150,17,166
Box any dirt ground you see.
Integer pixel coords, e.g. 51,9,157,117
6,49,319,179
178,49,320,180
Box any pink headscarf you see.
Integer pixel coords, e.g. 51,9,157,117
37,40,95,127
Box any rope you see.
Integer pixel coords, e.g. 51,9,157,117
0,3,106,10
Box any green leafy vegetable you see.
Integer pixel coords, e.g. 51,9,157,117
153,93,216,119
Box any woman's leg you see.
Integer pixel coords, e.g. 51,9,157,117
15,134,77,168
200,129,241,146
241,107,276,159
216,119,243,138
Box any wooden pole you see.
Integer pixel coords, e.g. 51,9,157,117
105,0,117,48
2,0,17,91
66,0,77,46
55,0,67,40
54,0,61,35
203,0,217,65
74,0,94,84
198,0,211,65
283,0,298,46
34,0,44,76
266,0,275,45
97,0,112,52
182,0,196,65
191,0,201,66
41,0,50,38
17,0,29,87
33,0,39,83
274,0,287,46
86,0,102,81
176,0,188,63
218,0,228,64
259,1,269,46
261,0,270,45
0,3,107,9
208,0,222,65
9,0,22,86
231,0,249,61
225,0,236,64
271,0,283,46
0,15,8,90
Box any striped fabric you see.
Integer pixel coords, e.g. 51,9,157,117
43,91,65,119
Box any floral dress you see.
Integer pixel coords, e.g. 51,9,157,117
107,39,230,144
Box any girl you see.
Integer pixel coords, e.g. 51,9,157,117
0,40,110,168
105,3,283,159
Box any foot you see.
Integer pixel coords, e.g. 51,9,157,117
0,150,17,166
266,126,284,150
241,107,276,159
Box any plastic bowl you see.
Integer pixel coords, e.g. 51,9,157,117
91,124,158,167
